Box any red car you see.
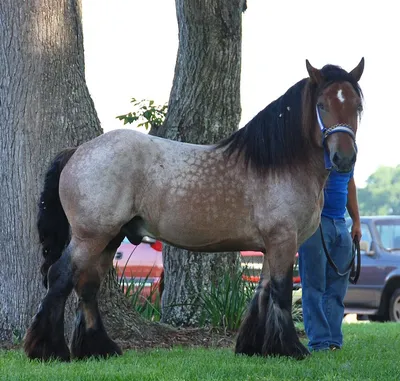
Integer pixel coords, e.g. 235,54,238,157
241,251,301,288
113,238,301,301
113,236,164,301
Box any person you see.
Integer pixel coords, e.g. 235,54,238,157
298,169,362,351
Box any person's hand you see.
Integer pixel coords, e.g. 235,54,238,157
351,220,362,242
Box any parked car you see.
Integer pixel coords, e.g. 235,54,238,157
240,251,301,289
113,236,164,301
344,215,400,322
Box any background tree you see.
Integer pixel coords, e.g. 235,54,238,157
0,0,176,347
0,0,101,343
153,0,247,325
357,165,400,215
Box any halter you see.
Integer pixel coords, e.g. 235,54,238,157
316,106,357,170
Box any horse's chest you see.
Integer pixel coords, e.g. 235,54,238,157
298,190,324,243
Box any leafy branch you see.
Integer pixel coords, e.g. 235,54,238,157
116,98,168,130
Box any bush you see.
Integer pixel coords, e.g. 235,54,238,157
116,263,302,329
198,269,303,332
121,277,162,322
198,270,256,332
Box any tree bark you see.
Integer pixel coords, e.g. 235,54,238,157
0,0,101,343
154,0,245,326
0,0,169,346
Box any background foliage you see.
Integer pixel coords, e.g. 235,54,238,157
117,98,168,130
358,165,400,215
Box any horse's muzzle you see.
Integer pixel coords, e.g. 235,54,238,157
331,151,357,173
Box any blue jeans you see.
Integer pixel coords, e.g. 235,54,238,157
299,216,352,351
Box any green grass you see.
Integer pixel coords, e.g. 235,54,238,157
1,323,399,380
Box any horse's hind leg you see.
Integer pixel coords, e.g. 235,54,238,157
70,234,123,360
24,246,74,361
236,235,310,360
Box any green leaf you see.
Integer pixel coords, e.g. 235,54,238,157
117,97,168,129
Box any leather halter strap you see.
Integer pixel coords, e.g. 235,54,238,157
316,106,357,170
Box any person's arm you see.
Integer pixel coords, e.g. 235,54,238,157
347,177,362,241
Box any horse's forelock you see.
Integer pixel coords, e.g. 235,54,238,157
319,64,363,100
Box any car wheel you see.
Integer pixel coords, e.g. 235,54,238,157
389,288,400,322
368,314,385,322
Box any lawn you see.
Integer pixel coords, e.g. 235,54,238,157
1,323,399,381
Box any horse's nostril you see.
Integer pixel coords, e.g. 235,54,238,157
332,152,340,165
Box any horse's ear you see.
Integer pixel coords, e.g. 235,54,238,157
349,57,365,82
306,59,323,85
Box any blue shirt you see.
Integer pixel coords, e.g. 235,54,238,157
321,169,354,219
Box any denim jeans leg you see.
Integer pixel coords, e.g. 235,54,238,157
299,217,335,351
324,218,352,348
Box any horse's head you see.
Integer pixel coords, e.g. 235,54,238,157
306,58,364,173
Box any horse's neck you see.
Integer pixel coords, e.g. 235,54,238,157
289,149,330,244
310,148,330,190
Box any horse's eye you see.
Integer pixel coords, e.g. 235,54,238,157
317,102,325,111
357,104,363,112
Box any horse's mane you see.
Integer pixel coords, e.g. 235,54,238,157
217,64,363,174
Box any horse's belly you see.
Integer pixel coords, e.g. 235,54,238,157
149,215,263,252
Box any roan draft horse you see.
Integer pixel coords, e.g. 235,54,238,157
24,58,364,361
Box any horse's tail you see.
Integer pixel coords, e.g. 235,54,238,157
37,147,77,288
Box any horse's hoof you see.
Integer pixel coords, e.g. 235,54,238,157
23,313,70,361
72,339,122,360
235,346,261,357
24,331,70,361
291,342,311,360
259,339,310,360
277,341,310,360
71,327,122,360
234,339,262,357
71,343,122,360
24,341,71,362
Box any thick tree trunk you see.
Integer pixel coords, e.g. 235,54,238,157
0,0,101,343
0,0,169,346
154,0,245,325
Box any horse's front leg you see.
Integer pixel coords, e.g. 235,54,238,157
235,253,270,356
236,234,309,360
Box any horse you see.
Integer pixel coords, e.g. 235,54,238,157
24,58,364,361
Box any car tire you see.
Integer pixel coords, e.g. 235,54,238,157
389,288,400,322
368,314,385,322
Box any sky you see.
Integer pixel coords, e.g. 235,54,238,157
81,0,399,187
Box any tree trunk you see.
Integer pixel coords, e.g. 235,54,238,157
154,0,245,326
0,0,170,346
0,0,100,343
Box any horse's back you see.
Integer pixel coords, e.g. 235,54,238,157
58,130,224,237
58,130,156,233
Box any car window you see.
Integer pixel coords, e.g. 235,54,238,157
375,221,400,250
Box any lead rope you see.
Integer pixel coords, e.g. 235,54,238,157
319,224,361,284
